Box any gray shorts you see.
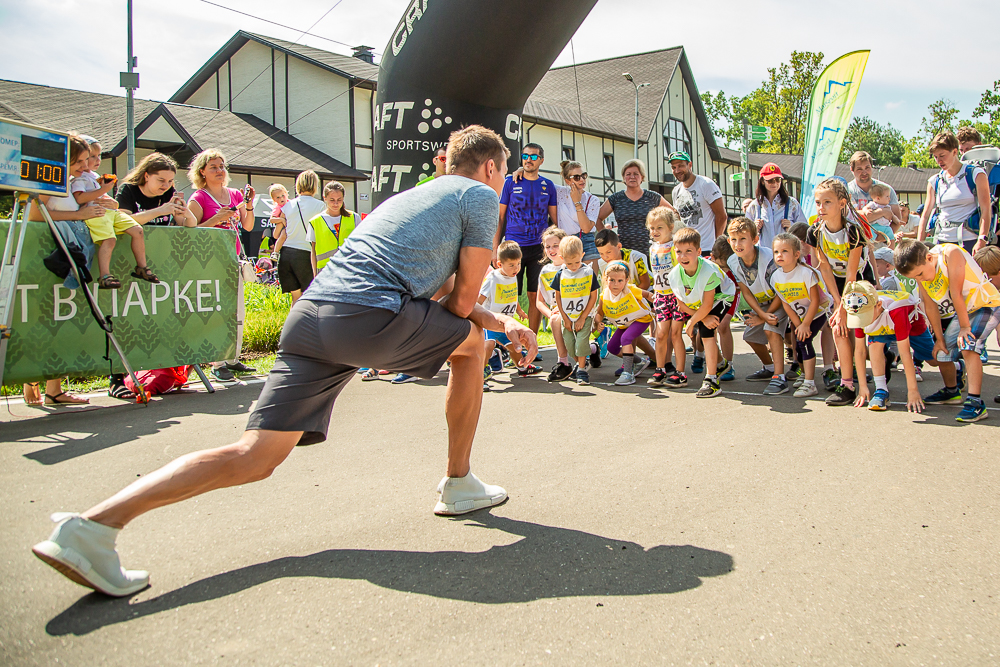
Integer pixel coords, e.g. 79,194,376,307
247,297,471,445
741,306,789,346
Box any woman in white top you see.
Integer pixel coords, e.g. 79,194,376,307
271,170,327,302
917,130,992,254
744,162,807,252
556,160,601,274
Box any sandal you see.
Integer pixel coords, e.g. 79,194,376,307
360,368,379,381
44,391,90,405
131,265,160,284
97,274,121,289
23,382,42,406
108,382,136,400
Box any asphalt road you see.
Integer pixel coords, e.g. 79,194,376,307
2,336,999,665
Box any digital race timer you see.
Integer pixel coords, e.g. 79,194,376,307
0,117,70,197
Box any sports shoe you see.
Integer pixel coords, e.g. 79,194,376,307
488,349,504,373
391,373,418,384
597,328,611,359
211,365,235,383
434,472,507,516
957,361,968,393
956,397,988,423
690,356,705,373
924,386,963,405
534,353,544,363
763,376,789,395
696,378,721,398
483,365,494,382
786,363,801,380
825,384,856,406
589,346,603,369
361,368,380,381
517,364,542,377
226,360,257,373
483,382,491,392
614,364,625,377
868,388,890,411
685,346,694,354
785,347,795,362
576,369,591,386
822,368,840,391
746,368,773,382
719,362,735,382
915,369,923,382
664,372,688,388
981,348,989,364
634,356,651,377
32,513,149,597
793,375,805,388
794,383,818,398
548,362,574,382
648,369,668,386
615,371,636,386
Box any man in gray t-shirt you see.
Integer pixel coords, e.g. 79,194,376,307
31,127,537,598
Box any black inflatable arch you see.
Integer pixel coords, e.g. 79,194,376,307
372,0,597,206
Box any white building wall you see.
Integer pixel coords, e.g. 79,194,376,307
286,57,351,165
187,73,218,109
227,41,277,122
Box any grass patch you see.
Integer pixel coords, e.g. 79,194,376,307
242,283,292,354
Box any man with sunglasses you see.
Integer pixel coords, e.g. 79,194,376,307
495,143,559,339
416,148,448,186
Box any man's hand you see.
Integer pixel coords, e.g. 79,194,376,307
511,167,524,183
503,317,537,367
959,325,974,346
685,321,697,338
831,307,848,336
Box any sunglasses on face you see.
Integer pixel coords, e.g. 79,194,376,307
521,153,541,161
569,173,588,181
764,177,781,184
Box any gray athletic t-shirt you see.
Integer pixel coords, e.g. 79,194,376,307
304,175,499,312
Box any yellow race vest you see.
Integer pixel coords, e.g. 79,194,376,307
310,211,357,269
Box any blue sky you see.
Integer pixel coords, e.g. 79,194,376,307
1,0,996,140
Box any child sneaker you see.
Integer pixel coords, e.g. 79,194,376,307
597,328,610,358
32,513,149,597
547,362,573,382
589,346,603,369
647,369,668,386
822,368,840,391
517,364,542,377
690,356,705,373
746,368,773,382
825,384,856,406
793,383,818,398
615,371,636,386
576,369,591,386
868,388,890,411
696,378,721,398
956,397,988,423
763,376,789,395
664,372,688,388
719,362,735,382
634,357,651,377
924,387,963,404
488,349,504,373
434,472,507,515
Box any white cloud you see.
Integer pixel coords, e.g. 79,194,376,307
885,101,905,111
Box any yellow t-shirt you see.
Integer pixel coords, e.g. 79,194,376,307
601,284,653,327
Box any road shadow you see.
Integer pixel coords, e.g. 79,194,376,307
12,383,261,465
45,513,733,636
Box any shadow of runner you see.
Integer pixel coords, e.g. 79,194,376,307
46,513,733,636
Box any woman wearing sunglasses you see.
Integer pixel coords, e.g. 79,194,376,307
744,162,807,251
556,161,601,273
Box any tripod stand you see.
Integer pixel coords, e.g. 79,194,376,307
0,192,149,402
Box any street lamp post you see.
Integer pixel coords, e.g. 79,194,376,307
623,73,650,160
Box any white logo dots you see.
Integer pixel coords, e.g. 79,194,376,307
417,99,454,134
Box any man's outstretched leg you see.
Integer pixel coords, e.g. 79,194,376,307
32,430,301,596
435,324,507,515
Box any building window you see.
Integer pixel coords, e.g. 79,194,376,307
603,153,614,179
664,118,691,157
562,146,574,161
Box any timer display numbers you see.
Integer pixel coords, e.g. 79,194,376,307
0,117,70,197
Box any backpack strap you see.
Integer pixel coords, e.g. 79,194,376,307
783,199,790,221
965,166,978,196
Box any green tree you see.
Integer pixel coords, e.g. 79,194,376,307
965,80,1000,146
838,116,905,166
700,51,825,154
901,98,962,167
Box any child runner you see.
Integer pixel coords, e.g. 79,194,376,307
551,236,600,385
72,137,156,288
726,216,790,394
895,239,1000,422
875,247,917,294
806,178,876,406
667,228,735,398
536,228,573,381
594,228,655,374
710,236,738,381
480,240,540,379
646,207,683,386
594,262,654,385
843,281,934,412
770,233,833,398
973,246,1000,403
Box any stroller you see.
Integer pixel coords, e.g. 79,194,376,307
255,255,279,286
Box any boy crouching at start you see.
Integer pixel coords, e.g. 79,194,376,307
550,235,600,385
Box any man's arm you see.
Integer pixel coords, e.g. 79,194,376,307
493,204,507,265
548,205,558,228
710,198,728,239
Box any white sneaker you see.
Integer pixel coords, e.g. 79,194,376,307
793,383,818,398
32,513,149,597
615,371,636,386
634,356,651,376
434,472,507,516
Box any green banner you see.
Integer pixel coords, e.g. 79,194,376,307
2,222,238,384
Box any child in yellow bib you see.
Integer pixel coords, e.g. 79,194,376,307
480,240,538,381
895,239,1000,422
646,206,685,386
594,262,654,386
551,236,600,385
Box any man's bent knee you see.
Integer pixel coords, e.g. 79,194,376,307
450,324,485,362
235,430,300,482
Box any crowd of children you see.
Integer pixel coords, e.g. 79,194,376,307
476,175,1000,424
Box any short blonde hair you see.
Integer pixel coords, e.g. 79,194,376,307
646,206,677,231
268,183,288,198
673,227,701,249
295,170,320,196
187,149,228,190
869,182,891,198
559,235,584,259
727,216,757,239
974,246,1000,276
621,159,646,181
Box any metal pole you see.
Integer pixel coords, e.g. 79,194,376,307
126,0,135,170
633,84,639,160
742,118,750,185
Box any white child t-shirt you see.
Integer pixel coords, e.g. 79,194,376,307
550,264,599,321
537,262,561,309
769,263,832,321
479,268,520,316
